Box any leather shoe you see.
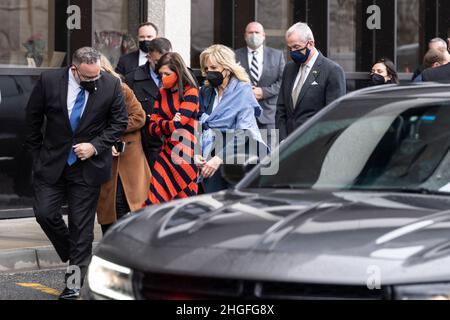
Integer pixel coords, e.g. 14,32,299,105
59,287,80,300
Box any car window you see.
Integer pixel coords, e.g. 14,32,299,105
0,76,21,98
246,99,450,194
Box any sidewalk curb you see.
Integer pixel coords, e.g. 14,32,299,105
0,243,99,273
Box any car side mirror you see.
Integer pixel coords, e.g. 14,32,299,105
221,155,259,186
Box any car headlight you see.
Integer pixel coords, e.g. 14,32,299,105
394,283,450,300
87,256,135,300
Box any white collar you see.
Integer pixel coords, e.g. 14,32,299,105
247,46,264,56
139,50,148,58
305,49,319,69
68,68,79,87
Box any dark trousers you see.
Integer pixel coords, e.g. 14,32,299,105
257,121,277,148
101,176,130,235
202,170,231,194
33,162,100,285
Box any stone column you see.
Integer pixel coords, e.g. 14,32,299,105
147,0,191,66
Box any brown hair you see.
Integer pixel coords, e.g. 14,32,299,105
137,22,159,35
423,48,447,69
148,37,172,54
156,52,198,101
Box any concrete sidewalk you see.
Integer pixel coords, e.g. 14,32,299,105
0,217,102,273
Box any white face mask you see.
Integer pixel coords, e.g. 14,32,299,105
246,34,265,49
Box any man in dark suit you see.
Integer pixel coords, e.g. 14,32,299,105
421,41,450,82
412,38,450,81
116,22,159,76
422,62,450,82
276,22,346,141
125,38,172,169
235,22,285,146
25,47,128,300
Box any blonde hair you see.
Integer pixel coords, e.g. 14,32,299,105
100,54,122,82
200,44,250,85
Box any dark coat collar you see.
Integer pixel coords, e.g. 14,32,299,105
134,61,152,81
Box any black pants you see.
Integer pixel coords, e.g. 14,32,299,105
101,176,130,235
257,121,277,148
33,162,100,286
202,170,231,194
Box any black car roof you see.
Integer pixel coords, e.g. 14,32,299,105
348,82,450,100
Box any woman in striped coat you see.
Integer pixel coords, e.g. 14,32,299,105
144,52,200,205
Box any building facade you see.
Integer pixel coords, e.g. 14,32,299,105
1,0,450,72
1,0,450,216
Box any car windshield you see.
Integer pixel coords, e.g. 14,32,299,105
245,97,450,194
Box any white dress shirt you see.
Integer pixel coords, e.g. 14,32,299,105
67,69,89,118
139,50,148,67
292,49,319,92
247,46,264,82
67,69,99,155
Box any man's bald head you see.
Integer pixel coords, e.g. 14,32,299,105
245,22,266,50
245,22,265,35
429,38,448,51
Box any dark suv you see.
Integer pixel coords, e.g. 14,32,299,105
85,83,450,300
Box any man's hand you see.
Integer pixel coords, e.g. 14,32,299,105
74,143,96,161
201,156,223,179
252,87,264,101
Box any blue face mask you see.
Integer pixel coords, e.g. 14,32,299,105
291,46,311,65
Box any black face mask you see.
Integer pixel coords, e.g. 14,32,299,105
74,67,98,93
371,73,386,86
139,40,152,53
206,71,225,88
80,80,97,93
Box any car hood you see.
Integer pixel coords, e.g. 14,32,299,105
97,189,450,285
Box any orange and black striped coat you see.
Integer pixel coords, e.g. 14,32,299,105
145,86,199,205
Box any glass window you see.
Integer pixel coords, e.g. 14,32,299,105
0,0,66,68
190,0,294,68
329,0,357,72
0,74,38,214
94,0,137,68
397,0,420,73
256,0,293,56
246,99,450,194
190,0,214,68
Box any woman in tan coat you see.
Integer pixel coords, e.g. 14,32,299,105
97,56,152,234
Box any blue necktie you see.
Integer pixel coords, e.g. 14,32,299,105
67,88,86,166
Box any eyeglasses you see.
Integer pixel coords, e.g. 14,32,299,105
75,67,102,81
